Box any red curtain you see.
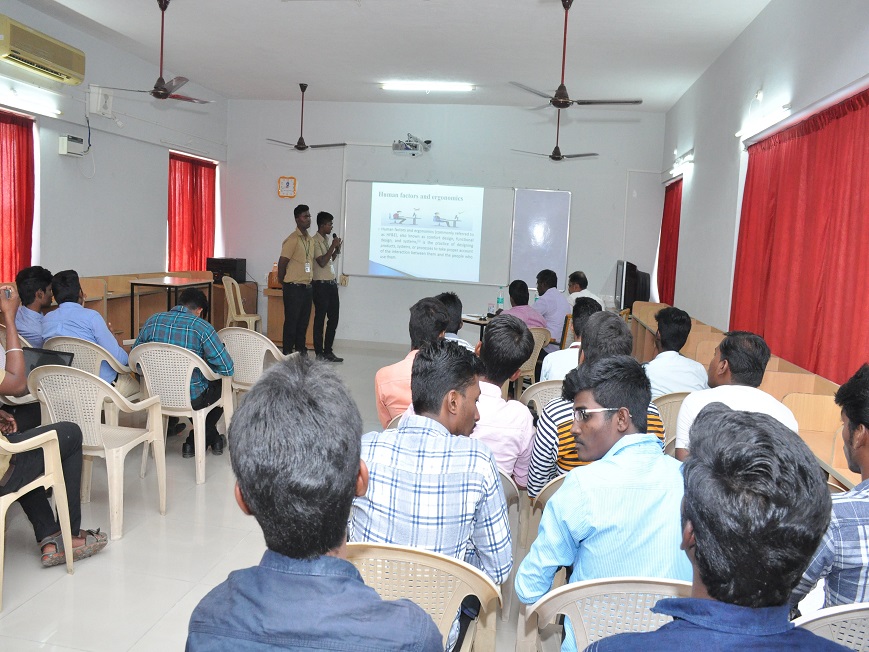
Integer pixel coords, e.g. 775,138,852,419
730,87,869,384
168,152,216,271
657,178,683,305
0,110,35,282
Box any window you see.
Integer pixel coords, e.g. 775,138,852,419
0,109,35,282
167,152,217,272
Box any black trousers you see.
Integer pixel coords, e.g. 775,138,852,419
0,422,83,543
190,379,223,445
282,283,313,355
312,280,340,355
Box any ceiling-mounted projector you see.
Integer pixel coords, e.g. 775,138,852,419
392,133,431,157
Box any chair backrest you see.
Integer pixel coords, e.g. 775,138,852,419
217,327,283,388
782,392,842,464
518,328,551,378
530,577,693,649
794,602,869,649
520,380,564,415
759,370,817,402
0,323,32,349
559,314,573,349
222,276,246,324
386,413,402,429
28,365,126,448
44,336,125,377
345,542,501,645
128,342,214,409
526,474,567,549
652,392,690,457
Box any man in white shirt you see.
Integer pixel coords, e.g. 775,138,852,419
567,270,605,310
675,331,798,460
435,291,474,352
540,297,602,381
644,307,709,398
535,269,571,354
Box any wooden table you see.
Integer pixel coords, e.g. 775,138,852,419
130,276,213,338
462,314,490,340
816,456,860,490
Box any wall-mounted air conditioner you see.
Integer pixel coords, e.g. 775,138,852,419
0,14,85,85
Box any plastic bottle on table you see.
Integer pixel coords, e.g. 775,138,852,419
497,287,504,312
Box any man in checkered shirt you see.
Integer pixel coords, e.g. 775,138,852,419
790,363,869,610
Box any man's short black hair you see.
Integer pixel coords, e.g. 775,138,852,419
479,315,534,386
508,280,530,306
294,204,309,218
568,271,589,290
51,270,81,304
572,297,602,338
718,331,770,387
562,355,649,432
316,211,334,227
580,311,632,366
408,297,449,349
15,266,52,305
411,339,483,415
229,357,363,559
179,288,209,315
434,292,463,334
536,269,558,290
683,403,830,608
655,307,693,352
836,363,869,431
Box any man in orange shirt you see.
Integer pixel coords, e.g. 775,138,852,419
374,298,448,428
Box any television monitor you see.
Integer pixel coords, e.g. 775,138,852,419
615,261,650,310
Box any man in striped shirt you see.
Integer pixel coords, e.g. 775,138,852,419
526,311,665,497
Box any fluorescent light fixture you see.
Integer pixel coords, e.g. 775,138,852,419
669,149,694,177
0,88,61,117
381,81,474,92
735,103,792,139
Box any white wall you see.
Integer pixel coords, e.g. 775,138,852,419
664,0,869,329
1,0,227,276
224,100,666,345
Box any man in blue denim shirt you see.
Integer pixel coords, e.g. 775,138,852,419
586,404,848,651
186,356,442,652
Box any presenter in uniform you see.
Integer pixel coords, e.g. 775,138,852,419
312,211,343,362
277,204,314,355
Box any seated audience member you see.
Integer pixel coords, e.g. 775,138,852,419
14,265,52,347
540,298,602,381
471,314,535,488
374,297,448,428
133,289,234,457
352,341,512,649
526,311,665,497
644,307,709,398
435,291,474,352
588,403,845,651
566,270,605,309
0,286,107,568
790,363,869,611
500,280,547,329
42,269,139,397
187,356,442,651
674,331,797,460
535,269,571,353
516,356,691,652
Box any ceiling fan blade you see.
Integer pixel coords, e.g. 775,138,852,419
562,153,599,159
309,143,347,149
573,99,643,106
511,149,550,157
510,81,554,101
168,94,212,104
97,86,151,94
163,76,189,95
267,138,297,148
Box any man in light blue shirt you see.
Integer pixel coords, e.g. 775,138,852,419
13,265,53,347
643,307,708,398
515,355,691,652
535,269,571,353
42,270,136,394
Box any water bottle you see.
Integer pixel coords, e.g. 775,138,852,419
496,287,504,312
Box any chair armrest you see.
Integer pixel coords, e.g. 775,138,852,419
193,361,221,382
0,429,58,454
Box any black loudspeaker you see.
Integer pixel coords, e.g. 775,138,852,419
206,257,246,282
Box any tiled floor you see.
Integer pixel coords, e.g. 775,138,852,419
0,339,824,650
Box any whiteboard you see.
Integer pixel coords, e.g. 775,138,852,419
510,189,571,290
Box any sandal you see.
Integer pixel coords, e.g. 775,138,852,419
39,532,66,568
39,528,108,568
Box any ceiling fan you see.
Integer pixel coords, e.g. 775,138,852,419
511,0,642,109
266,83,346,151
99,0,211,104
513,109,597,161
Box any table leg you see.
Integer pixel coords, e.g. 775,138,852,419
130,285,135,340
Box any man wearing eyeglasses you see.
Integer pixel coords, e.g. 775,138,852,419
515,355,691,652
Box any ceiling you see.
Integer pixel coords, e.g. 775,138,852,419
19,0,772,112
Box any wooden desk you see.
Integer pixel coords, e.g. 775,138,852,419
130,277,212,338
816,456,860,490
462,314,490,340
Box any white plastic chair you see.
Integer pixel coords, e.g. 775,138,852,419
28,365,166,541
516,327,551,391
0,324,37,406
520,379,564,416
217,327,289,407
346,542,502,652
222,276,261,331
794,602,869,649
498,468,522,622
524,473,566,549
652,391,690,457
0,428,74,611
516,577,693,652
385,413,403,429
128,343,233,485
